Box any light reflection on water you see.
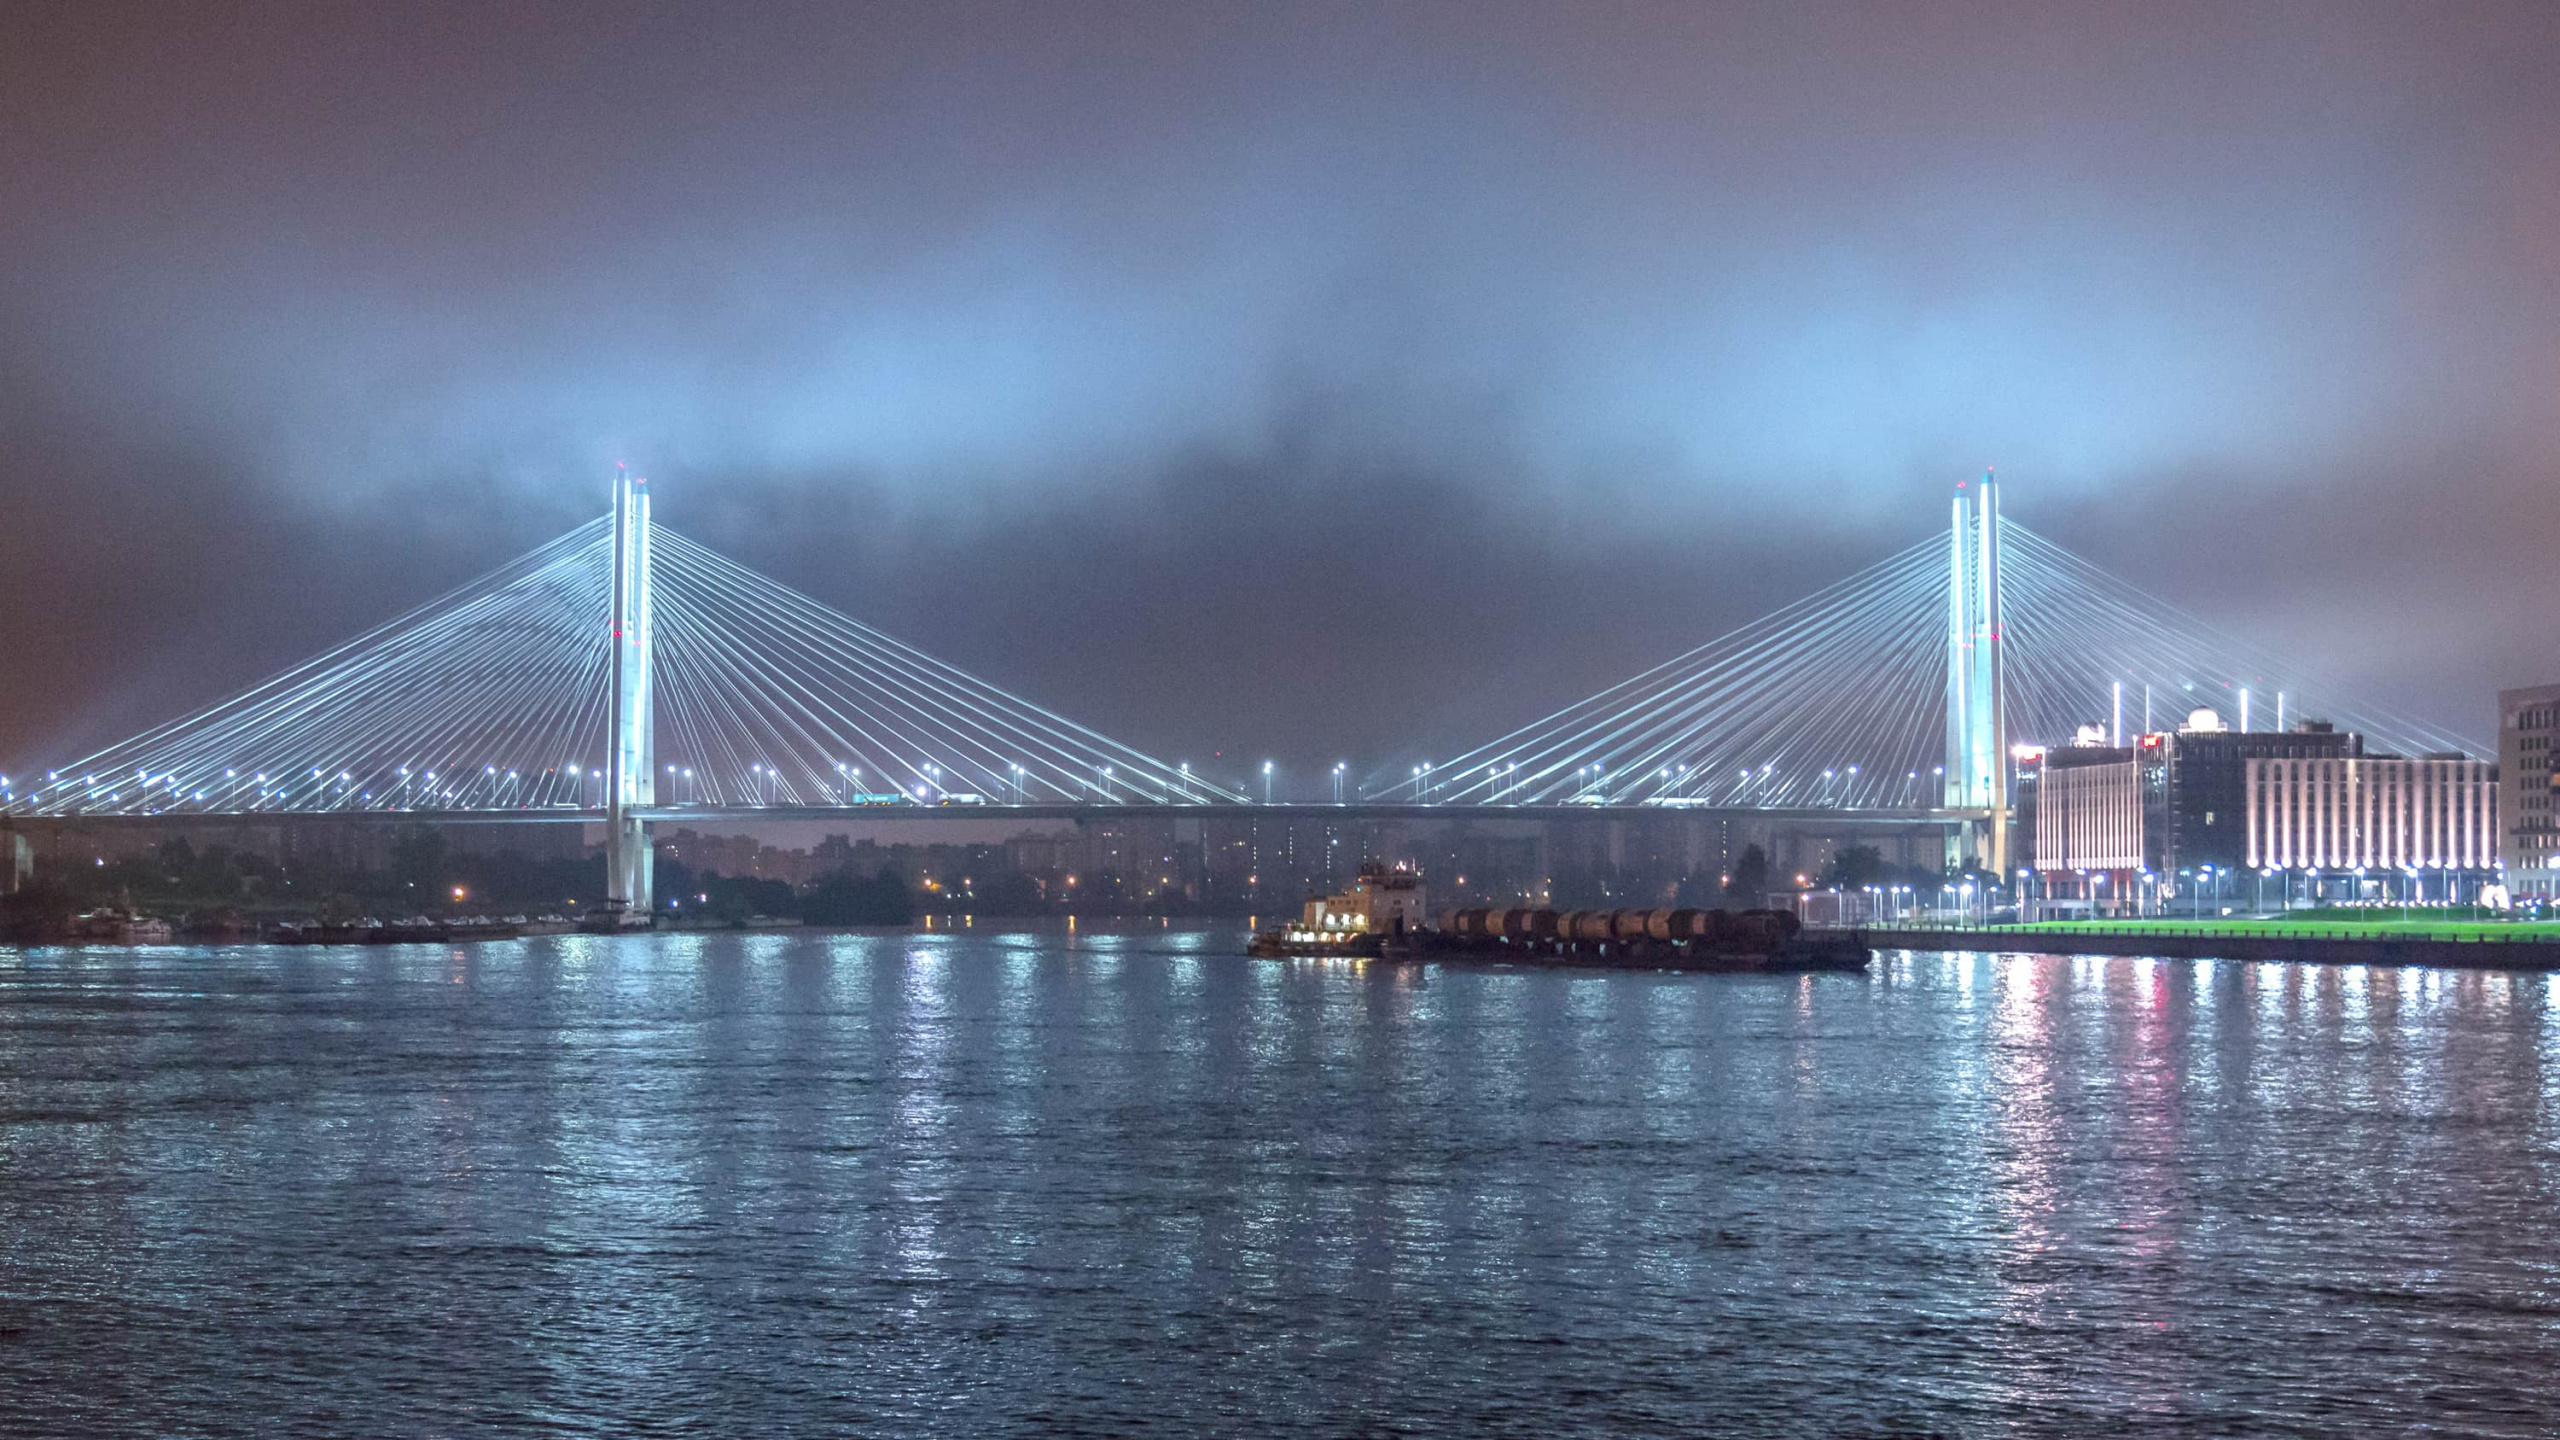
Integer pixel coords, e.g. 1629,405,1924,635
3,931,2558,1437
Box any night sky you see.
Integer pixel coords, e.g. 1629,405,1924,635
5,2,2557,785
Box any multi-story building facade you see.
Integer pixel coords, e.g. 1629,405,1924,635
2500,684,2560,897
2019,743,2147,876
2149,719,2362,871
2021,715,2499,911
2242,753,2498,873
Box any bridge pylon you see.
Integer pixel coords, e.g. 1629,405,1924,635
605,468,655,921
1945,469,2009,873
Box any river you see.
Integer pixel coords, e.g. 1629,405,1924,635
4,928,2556,1436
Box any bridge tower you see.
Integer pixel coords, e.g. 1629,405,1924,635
1944,469,2009,873
605,468,655,920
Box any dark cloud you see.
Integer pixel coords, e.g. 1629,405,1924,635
5,1,2558,776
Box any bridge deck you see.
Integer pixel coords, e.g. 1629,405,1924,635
2,802,1992,829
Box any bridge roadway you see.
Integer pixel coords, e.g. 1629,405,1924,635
4,802,1991,830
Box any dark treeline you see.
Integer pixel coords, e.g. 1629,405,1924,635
1,827,924,935
0,824,1308,936
3,829,1997,941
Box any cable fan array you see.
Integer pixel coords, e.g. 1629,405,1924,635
5,522,615,816
647,529,1239,805
1376,518,2486,808
1995,522,2477,761
1378,537,1957,809
2,505,2488,820
3,520,1239,816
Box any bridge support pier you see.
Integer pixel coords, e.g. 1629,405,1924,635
608,815,652,918
604,468,656,924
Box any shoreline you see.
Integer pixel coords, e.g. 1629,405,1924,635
1860,925,2560,970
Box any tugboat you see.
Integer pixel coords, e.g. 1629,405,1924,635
1248,863,1427,958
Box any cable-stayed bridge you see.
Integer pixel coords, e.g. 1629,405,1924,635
0,470,2484,920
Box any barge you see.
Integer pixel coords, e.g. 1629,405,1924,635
1398,904,1868,972
1252,875,1870,973
269,915,549,945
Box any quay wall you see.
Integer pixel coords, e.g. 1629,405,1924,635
1860,927,2560,970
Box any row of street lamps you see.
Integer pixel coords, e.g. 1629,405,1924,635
2030,861,2488,919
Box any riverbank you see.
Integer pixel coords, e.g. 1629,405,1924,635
1864,923,2560,969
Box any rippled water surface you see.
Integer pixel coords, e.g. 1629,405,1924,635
4,928,2559,1437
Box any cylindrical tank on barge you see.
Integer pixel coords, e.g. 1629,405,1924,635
1561,911,1615,941
1506,908,1559,938
1650,908,1706,941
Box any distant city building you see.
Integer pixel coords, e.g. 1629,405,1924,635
1002,828,1079,878
2019,716,2498,912
2500,684,2560,897
2244,747,2497,874
2159,718,2361,872
657,828,818,886
2017,743,2144,880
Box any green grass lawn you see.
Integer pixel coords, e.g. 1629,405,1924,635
1994,910,2560,942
